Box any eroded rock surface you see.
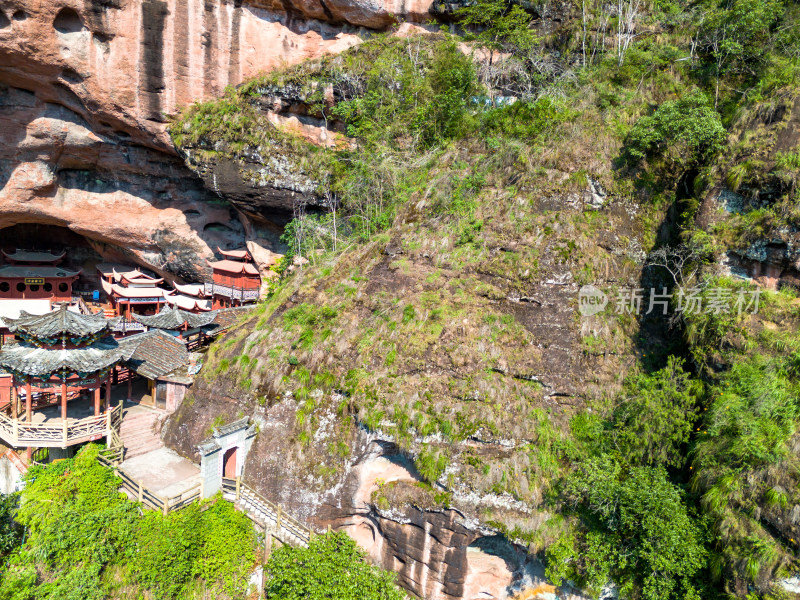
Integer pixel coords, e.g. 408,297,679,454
165,392,578,600
0,0,416,276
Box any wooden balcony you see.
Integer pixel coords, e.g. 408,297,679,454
112,319,147,334
204,283,259,302
0,403,121,448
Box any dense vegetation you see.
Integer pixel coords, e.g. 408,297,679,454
0,445,257,599
265,531,406,599
0,446,408,600
168,0,800,598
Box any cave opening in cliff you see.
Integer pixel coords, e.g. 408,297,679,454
0,223,117,292
53,8,85,35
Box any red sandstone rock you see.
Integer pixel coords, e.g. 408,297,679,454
0,0,432,277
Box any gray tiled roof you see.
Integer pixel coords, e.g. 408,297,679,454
119,329,189,380
132,306,217,330
6,304,120,338
2,249,65,263
0,338,123,376
0,265,80,278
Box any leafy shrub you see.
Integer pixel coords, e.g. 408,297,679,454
550,456,707,599
265,531,406,599
0,445,257,599
133,500,256,598
625,92,726,170
415,447,449,483
694,355,800,471
612,356,702,468
0,493,21,563
479,96,576,141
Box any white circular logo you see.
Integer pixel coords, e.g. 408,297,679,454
579,284,608,316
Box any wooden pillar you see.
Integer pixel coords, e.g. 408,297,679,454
94,386,101,417
10,382,17,419
127,375,132,402
25,377,32,423
105,377,111,412
61,381,67,421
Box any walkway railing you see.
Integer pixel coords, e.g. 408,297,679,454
204,283,260,302
112,467,203,515
0,404,122,448
72,296,92,315
222,476,311,548
112,320,147,334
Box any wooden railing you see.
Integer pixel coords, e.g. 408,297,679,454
110,467,202,515
112,320,147,334
72,296,92,315
204,283,260,302
0,404,121,448
221,477,311,548
0,391,84,417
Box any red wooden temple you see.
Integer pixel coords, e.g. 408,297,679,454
205,248,261,309
97,264,169,318
0,249,80,302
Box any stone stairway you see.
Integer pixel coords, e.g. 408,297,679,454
120,409,164,459
221,478,311,548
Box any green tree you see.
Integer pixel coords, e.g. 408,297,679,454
416,39,478,145
549,457,708,599
456,0,538,61
612,356,702,468
265,531,407,600
0,445,257,599
697,0,784,105
625,91,726,171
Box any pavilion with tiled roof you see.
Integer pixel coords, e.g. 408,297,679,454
0,304,206,450
97,263,169,319
0,304,124,432
120,329,189,380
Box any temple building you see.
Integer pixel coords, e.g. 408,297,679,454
0,304,124,450
166,283,212,313
97,264,169,319
134,306,223,350
206,248,261,309
0,249,80,303
119,328,194,412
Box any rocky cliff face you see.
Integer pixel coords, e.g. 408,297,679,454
165,388,586,600
0,0,430,277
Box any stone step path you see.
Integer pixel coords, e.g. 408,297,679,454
222,479,311,548
120,410,164,459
